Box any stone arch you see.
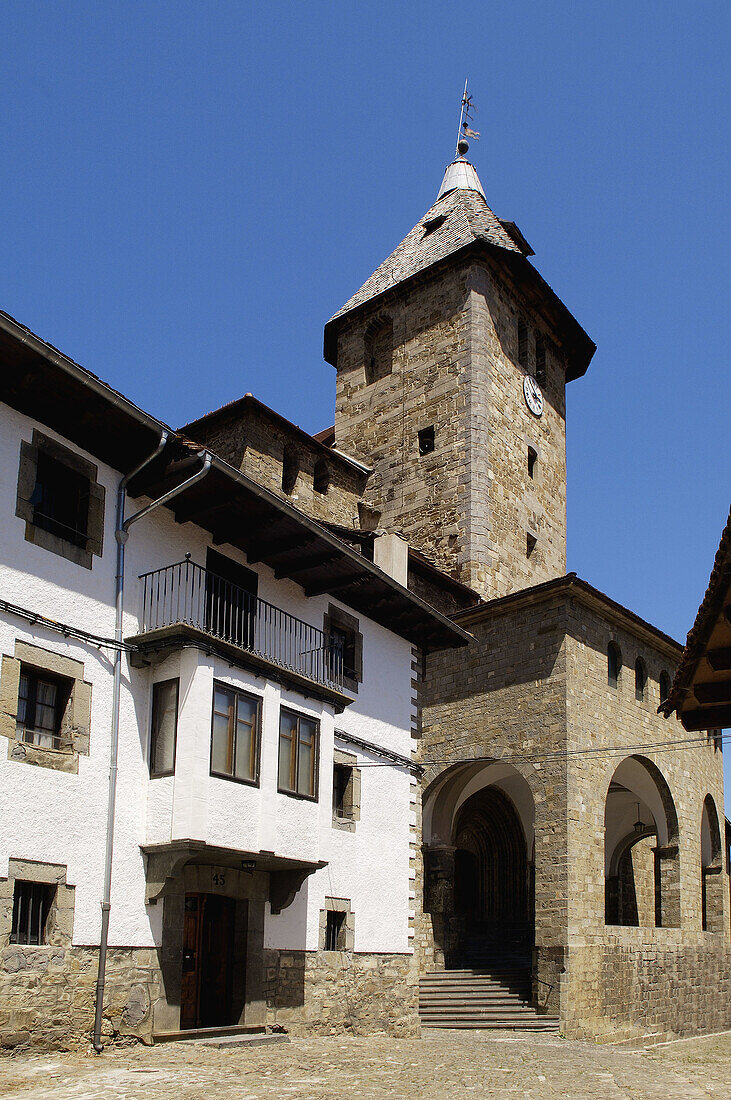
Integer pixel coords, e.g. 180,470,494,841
422,760,535,967
604,755,680,928
363,314,393,384
701,794,724,933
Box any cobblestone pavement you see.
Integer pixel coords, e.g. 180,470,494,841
1,1030,731,1099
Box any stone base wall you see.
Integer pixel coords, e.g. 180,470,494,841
263,949,418,1037
564,939,731,1043
0,944,160,1050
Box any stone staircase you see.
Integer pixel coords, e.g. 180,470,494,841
419,968,559,1031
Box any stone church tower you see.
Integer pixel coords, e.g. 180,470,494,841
326,149,731,1041
324,154,595,600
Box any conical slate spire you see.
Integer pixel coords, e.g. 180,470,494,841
437,156,486,201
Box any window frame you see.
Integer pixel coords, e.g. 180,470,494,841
10,880,56,946
149,678,179,778
16,430,105,569
209,681,262,787
323,605,363,694
16,666,71,751
278,706,320,801
324,909,346,951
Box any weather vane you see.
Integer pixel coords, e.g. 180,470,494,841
456,78,480,158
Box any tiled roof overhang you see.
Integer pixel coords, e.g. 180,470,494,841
660,507,731,732
0,311,469,654
323,240,596,383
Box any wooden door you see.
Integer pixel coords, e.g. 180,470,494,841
180,893,236,1030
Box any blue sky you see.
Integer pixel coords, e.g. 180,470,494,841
2,3,729,801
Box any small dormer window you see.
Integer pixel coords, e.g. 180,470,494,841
422,214,447,235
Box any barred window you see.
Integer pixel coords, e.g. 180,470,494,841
11,881,55,945
210,684,261,784
325,910,346,951
31,450,90,549
278,708,319,799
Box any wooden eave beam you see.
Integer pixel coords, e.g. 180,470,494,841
304,572,369,598
680,704,731,732
706,647,731,672
692,681,731,705
246,530,314,564
275,549,340,580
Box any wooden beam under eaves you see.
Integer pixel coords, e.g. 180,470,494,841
692,681,731,705
680,704,731,732
246,530,314,564
706,647,731,671
275,549,340,580
304,572,369,598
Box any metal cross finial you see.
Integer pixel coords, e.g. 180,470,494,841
455,79,480,158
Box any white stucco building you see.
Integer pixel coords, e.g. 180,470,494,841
0,311,467,1046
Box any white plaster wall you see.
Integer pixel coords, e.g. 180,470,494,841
0,403,416,957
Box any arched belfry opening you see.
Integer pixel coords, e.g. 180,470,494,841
422,762,535,968
604,755,680,929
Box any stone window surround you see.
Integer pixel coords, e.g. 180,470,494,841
319,896,355,953
323,604,363,695
332,745,361,833
0,640,92,774
16,429,105,570
0,858,75,950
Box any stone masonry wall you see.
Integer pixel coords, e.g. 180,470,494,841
417,593,571,1009
333,259,567,601
563,596,731,1040
263,950,418,1037
187,405,367,528
0,944,160,1050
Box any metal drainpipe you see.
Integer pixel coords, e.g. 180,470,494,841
92,438,212,1053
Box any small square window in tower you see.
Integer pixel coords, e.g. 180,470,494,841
527,446,538,479
325,909,346,951
364,317,393,385
418,426,435,456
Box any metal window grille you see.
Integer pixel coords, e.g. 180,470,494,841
325,910,345,951
30,451,90,548
11,881,55,945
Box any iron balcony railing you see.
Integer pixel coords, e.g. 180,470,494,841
138,559,345,691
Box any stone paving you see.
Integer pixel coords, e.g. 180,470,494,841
1,1029,730,1099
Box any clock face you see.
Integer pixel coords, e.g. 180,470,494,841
523,374,544,417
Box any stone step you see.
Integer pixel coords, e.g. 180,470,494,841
422,1019,559,1032
152,1025,285,1046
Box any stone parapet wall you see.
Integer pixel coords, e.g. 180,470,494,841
0,944,160,1050
263,949,418,1037
563,938,731,1042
